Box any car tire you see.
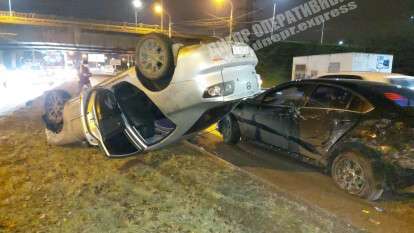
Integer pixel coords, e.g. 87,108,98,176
331,150,384,201
219,115,241,145
135,33,175,92
43,90,71,134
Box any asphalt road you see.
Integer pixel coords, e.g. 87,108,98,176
193,132,414,233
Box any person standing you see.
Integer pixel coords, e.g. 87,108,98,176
78,59,92,92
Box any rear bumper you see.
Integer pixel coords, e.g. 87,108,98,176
184,102,239,136
222,65,261,102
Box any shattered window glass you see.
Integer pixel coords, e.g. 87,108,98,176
307,85,352,110
348,95,373,113
263,85,308,107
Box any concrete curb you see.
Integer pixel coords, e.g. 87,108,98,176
183,140,301,197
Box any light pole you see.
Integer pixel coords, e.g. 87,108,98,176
167,13,172,38
320,21,325,45
154,3,172,38
155,1,164,31
161,0,164,32
132,0,143,26
271,1,276,36
214,0,234,39
8,0,12,16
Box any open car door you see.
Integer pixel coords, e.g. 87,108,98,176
85,88,144,157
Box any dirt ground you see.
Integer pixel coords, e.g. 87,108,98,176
193,132,414,233
0,92,361,232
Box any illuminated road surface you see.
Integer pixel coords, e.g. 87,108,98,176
0,69,77,115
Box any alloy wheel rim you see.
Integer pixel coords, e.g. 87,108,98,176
138,39,166,79
46,93,64,124
335,156,367,194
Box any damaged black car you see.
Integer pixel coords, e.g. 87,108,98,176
219,79,414,201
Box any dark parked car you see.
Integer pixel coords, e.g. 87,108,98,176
218,79,414,200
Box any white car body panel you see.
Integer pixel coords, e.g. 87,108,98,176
45,41,261,157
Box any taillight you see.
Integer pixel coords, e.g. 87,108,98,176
384,92,409,107
384,92,405,101
203,81,235,98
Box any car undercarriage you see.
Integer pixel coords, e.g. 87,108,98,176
42,33,261,157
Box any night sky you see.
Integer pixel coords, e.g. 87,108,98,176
0,0,413,44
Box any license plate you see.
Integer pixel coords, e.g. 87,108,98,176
232,45,250,55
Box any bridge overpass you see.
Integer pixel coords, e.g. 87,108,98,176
0,11,208,52
0,11,210,69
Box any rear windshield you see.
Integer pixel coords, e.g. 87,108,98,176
389,78,414,90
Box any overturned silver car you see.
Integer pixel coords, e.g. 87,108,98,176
42,34,261,157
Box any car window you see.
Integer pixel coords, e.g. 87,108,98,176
263,85,309,107
348,95,373,113
307,85,352,110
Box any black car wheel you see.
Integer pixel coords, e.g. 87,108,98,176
332,151,384,201
219,115,241,144
135,33,175,92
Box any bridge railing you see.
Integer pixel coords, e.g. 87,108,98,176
0,11,160,30
0,11,211,40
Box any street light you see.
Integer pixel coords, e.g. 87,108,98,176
213,0,234,39
153,3,172,38
132,0,143,26
320,21,325,45
338,40,344,46
154,3,163,14
154,2,164,31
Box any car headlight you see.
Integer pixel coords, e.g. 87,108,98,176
203,81,235,98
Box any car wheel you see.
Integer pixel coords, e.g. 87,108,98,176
135,33,175,92
43,90,71,134
219,115,241,144
332,151,384,201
